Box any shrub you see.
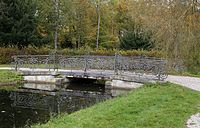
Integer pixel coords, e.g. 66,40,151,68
0,48,20,64
120,31,153,50
0,47,50,64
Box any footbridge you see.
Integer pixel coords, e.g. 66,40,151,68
12,54,168,84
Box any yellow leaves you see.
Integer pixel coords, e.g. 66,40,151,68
116,0,130,12
37,25,48,37
185,13,200,29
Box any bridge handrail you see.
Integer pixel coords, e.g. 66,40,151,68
11,54,168,80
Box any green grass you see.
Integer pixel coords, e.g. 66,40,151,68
0,70,23,83
33,83,200,128
179,72,200,78
168,70,200,78
0,70,23,90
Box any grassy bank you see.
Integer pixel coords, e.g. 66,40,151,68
0,70,23,90
33,83,200,128
168,70,200,78
0,70,23,83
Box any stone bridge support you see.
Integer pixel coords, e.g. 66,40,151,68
105,80,143,90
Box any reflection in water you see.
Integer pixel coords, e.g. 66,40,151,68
0,90,50,128
0,83,113,128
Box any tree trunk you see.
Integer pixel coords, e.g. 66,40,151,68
54,0,59,51
96,1,100,49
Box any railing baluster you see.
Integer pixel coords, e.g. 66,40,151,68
114,53,120,75
84,54,88,73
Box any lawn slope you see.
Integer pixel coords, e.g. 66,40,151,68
33,83,200,128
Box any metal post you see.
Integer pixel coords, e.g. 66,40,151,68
15,61,18,71
15,58,18,71
114,53,119,75
84,54,88,73
53,51,58,71
53,52,56,71
158,68,161,81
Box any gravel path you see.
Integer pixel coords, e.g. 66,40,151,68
187,113,200,128
166,75,200,92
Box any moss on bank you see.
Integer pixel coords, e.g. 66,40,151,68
33,83,200,128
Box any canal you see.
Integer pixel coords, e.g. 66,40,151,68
0,82,128,128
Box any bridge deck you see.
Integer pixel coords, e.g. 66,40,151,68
17,68,158,83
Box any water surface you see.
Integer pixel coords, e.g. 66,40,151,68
0,83,112,128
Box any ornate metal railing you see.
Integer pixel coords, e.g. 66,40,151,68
11,53,168,80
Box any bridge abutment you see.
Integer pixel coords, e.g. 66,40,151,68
23,74,70,91
24,75,70,84
105,80,143,90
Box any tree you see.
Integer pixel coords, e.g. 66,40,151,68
127,0,200,72
63,0,96,48
120,30,153,50
0,0,40,48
